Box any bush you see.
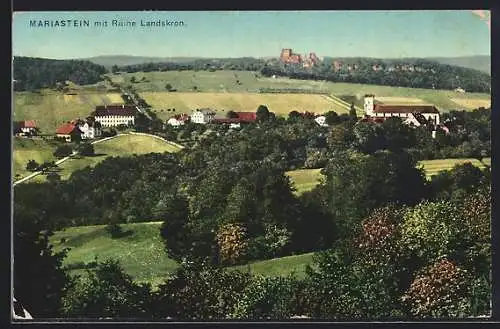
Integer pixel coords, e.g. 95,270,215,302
229,275,299,320
26,159,40,171
53,144,73,158
61,259,153,318
152,261,251,320
78,143,95,156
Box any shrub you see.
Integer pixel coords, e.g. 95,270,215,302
152,261,251,320
401,259,471,318
229,275,299,320
78,143,95,156
215,223,249,265
53,144,73,158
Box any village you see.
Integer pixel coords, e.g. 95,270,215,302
14,93,449,143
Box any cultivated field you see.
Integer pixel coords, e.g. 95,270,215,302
376,96,426,103
13,89,124,134
285,168,323,195
141,92,345,119
417,158,490,177
32,134,182,182
450,98,491,110
286,157,492,194
12,137,58,178
109,70,490,112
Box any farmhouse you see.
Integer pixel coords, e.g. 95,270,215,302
191,108,216,124
363,95,440,125
56,122,83,142
13,120,37,136
213,112,257,128
167,114,190,127
74,118,102,139
94,104,137,127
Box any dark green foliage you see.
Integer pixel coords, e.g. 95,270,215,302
13,205,73,317
158,195,191,262
77,143,95,156
227,110,239,118
152,261,252,320
14,56,107,91
256,105,271,123
26,159,40,171
61,259,153,318
320,150,427,239
53,144,73,158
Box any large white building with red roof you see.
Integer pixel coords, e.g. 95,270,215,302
94,104,137,127
363,94,440,127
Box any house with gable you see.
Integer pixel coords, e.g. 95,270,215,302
75,118,102,139
191,108,216,124
167,113,190,127
13,120,37,136
94,104,137,127
56,122,83,142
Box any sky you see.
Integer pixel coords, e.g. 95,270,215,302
12,10,491,59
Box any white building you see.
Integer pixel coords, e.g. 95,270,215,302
314,115,328,127
363,95,440,125
167,114,190,127
190,108,216,124
76,119,102,139
94,105,136,127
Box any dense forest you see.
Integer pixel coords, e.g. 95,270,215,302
14,105,491,319
13,57,107,91
113,57,491,93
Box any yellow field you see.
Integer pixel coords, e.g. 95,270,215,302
14,91,124,134
376,96,425,103
140,92,344,118
450,98,491,110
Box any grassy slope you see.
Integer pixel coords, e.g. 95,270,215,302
51,222,179,287
109,70,490,112
12,137,59,178
32,134,181,182
13,88,123,134
51,221,315,289
417,158,488,177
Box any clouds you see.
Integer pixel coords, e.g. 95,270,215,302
471,10,490,30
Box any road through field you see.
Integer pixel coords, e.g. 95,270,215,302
12,134,127,186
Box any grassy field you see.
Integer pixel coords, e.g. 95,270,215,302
417,158,489,177
230,253,315,279
109,70,490,112
12,137,59,178
51,222,179,287
450,98,491,110
32,134,182,182
141,92,345,119
286,157,492,194
285,168,323,195
51,221,316,289
13,89,124,134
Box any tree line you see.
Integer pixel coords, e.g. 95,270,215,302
13,57,107,91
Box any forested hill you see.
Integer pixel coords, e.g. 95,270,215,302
13,57,107,91
113,57,491,93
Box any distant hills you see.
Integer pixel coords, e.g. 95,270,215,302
81,55,203,67
427,56,490,75
82,55,490,75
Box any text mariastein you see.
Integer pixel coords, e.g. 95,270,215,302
29,19,186,28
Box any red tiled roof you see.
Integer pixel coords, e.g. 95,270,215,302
373,104,439,114
56,123,79,135
14,120,37,129
213,118,241,124
95,105,137,117
235,112,257,122
171,114,189,121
